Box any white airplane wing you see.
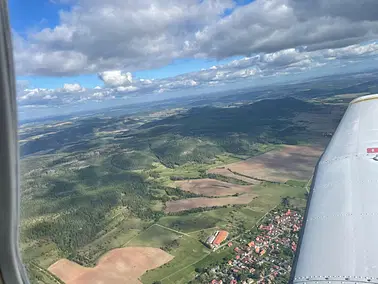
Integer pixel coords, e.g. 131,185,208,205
291,94,378,283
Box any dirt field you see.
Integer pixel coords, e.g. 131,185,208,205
211,145,323,183
48,247,174,284
165,194,256,213
207,168,259,184
174,178,253,196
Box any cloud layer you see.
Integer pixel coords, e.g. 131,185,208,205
13,0,378,76
17,41,378,107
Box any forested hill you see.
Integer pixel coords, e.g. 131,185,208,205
138,97,316,137
19,96,338,159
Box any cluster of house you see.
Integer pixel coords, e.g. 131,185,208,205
209,209,303,284
206,230,229,249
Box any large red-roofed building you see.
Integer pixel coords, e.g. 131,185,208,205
212,230,229,245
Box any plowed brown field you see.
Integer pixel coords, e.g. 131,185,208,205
207,168,258,184
210,145,322,183
165,194,257,213
48,247,174,284
174,178,252,196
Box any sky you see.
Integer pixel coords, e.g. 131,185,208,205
9,0,378,120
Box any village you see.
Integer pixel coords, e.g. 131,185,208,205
199,207,303,284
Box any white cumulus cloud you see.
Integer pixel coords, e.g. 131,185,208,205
116,86,139,92
62,83,85,92
98,70,133,87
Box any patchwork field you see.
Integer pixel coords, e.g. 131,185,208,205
210,145,323,183
165,194,257,213
174,178,253,196
48,247,174,284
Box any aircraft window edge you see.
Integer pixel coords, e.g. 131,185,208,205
0,0,29,283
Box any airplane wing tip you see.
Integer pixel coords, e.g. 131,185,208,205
350,93,378,105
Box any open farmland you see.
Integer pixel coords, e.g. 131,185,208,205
48,247,174,284
165,194,257,213
174,178,253,196
211,145,323,183
18,93,352,284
